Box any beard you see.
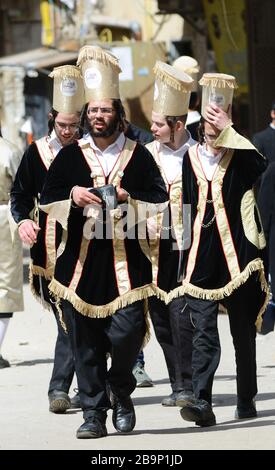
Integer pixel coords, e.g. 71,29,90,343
88,115,120,138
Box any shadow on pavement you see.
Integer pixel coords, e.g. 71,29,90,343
133,395,166,406
13,358,54,367
108,418,275,437
213,392,275,407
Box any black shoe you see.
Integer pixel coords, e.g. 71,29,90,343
175,390,195,407
76,417,107,439
70,389,81,409
161,391,178,406
0,355,10,369
180,398,216,427
235,398,257,419
112,395,136,433
48,390,71,414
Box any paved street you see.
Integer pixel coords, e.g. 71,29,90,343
0,270,275,451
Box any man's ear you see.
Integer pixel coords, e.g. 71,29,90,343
48,112,53,120
176,120,185,132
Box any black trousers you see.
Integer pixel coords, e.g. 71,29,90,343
62,299,145,420
149,296,194,393
39,278,75,395
186,274,266,405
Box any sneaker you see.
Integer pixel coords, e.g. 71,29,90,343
235,398,257,419
161,391,178,406
0,355,10,369
175,390,195,407
133,362,153,387
48,390,71,413
162,390,194,407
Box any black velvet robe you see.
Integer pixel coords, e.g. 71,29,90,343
40,136,168,317
177,138,268,302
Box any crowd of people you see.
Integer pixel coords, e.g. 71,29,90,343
0,45,273,439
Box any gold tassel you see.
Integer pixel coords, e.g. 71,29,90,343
49,65,82,79
167,259,268,303
49,278,156,318
199,75,238,89
31,264,53,280
29,266,52,312
255,271,270,332
142,298,151,347
153,63,193,92
77,45,121,72
55,298,67,333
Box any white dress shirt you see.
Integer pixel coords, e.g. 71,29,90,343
47,129,63,158
157,132,196,183
198,144,225,181
83,132,126,176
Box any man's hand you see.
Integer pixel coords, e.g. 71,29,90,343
18,220,40,245
205,104,232,131
116,187,129,202
72,186,102,208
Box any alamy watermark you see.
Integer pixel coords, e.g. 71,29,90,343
82,202,192,251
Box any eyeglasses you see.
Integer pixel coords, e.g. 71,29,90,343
55,122,79,131
87,107,114,115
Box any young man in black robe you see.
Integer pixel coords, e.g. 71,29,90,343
174,73,269,427
10,65,84,413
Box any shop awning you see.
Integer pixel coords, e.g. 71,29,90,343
0,47,78,72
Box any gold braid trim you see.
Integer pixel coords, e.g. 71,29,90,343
167,259,268,302
77,45,121,72
153,63,193,92
29,264,52,312
49,65,82,79
49,278,156,318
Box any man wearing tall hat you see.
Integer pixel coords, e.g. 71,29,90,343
10,65,84,413
172,55,201,140
39,45,168,439
174,73,269,427
145,61,195,407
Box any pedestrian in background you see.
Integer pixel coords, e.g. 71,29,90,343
172,55,201,141
253,101,275,164
0,124,23,368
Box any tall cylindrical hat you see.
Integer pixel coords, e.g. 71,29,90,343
49,65,84,113
172,56,200,92
77,45,121,102
153,61,194,116
199,73,238,118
